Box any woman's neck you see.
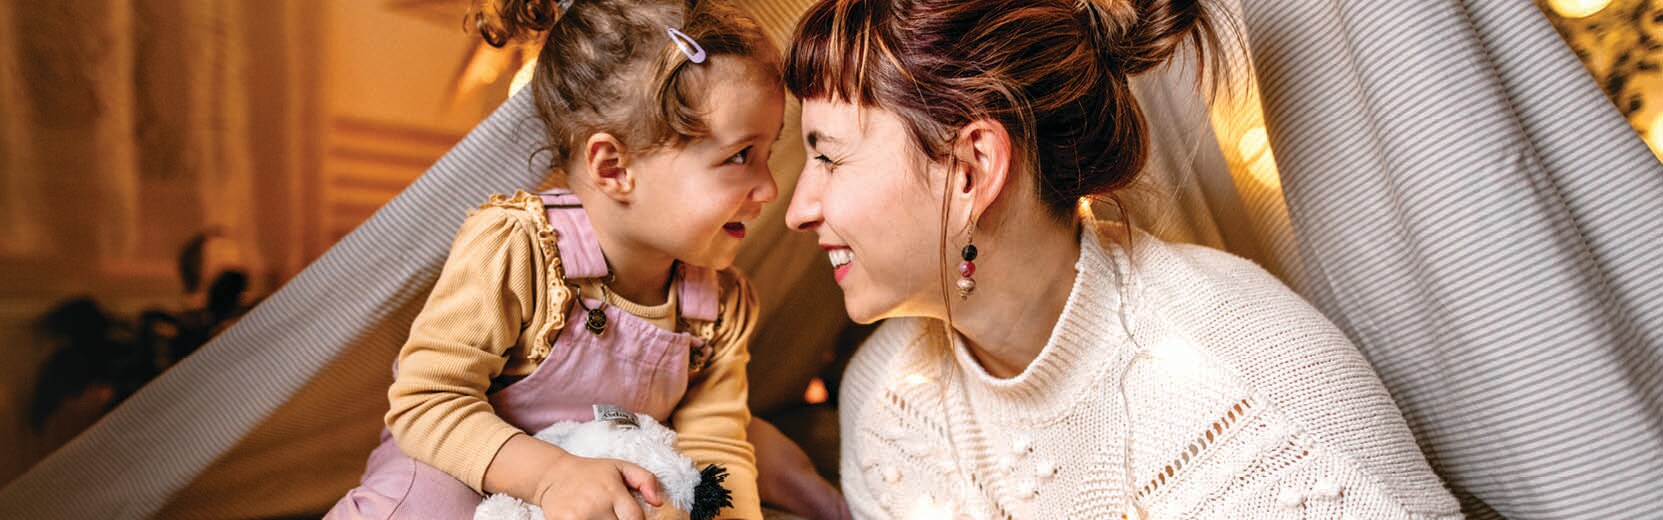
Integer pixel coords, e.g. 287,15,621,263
949,214,1081,379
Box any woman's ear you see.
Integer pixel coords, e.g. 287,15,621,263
582,133,635,201
951,119,1013,225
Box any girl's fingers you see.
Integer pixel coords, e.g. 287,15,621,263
615,462,664,507
612,494,647,520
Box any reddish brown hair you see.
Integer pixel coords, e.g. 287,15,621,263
785,0,1220,220
472,0,778,178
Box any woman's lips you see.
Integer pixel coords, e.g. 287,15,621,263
723,222,746,238
825,246,855,283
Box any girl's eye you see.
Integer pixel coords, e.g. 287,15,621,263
726,147,751,165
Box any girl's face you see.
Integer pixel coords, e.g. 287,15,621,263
786,99,950,324
628,57,785,270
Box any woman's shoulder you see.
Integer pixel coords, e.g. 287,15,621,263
1105,229,1457,513
1091,225,1330,337
1096,224,1284,295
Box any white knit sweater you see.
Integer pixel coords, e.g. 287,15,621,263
837,224,1461,519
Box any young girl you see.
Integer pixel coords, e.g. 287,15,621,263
329,1,783,518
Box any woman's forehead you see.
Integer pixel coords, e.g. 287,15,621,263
801,99,906,147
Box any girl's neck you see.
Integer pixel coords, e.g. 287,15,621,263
586,219,676,307
949,214,1081,380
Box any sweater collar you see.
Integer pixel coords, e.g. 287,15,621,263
944,220,1142,411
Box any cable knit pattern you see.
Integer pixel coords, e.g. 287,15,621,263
838,223,1461,519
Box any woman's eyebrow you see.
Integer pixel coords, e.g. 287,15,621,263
805,130,842,149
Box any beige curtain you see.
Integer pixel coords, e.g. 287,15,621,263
1227,1,1663,517
0,0,319,500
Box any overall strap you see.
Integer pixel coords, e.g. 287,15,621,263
537,189,609,279
540,189,722,323
675,263,721,323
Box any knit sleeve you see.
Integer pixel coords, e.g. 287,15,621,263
837,368,887,519
670,269,762,519
1159,242,1460,517
384,206,537,493
835,319,918,519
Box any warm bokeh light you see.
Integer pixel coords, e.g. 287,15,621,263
1237,126,1269,162
509,57,537,97
1547,0,1612,18
1236,126,1282,190
803,377,829,405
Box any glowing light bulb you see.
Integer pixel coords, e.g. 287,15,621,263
1547,0,1611,18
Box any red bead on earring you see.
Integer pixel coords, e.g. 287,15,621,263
957,243,978,298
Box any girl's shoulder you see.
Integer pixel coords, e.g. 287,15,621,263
699,266,761,347
469,190,550,225
458,189,566,266
449,191,554,249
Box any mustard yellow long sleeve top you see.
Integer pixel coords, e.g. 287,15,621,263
384,192,762,518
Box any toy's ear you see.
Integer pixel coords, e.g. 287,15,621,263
690,465,733,520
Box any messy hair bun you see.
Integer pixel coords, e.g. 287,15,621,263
1083,0,1214,76
786,0,1222,219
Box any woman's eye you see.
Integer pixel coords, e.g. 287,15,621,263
726,147,751,165
813,154,838,171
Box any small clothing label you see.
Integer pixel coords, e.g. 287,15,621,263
593,404,639,429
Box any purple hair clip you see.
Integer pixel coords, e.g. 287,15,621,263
666,27,707,64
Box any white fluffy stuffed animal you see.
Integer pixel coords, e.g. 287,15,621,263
474,405,732,520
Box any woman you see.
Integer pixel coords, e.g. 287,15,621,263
779,0,1463,518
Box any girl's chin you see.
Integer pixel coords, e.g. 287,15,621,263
675,242,741,270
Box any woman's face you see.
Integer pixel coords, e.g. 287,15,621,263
786,99,950,323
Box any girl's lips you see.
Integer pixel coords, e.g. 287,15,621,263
723,222,746,238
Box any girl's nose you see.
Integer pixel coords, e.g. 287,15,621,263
753,165,779,204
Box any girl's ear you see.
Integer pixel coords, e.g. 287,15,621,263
582,133,636,201
949,118,1013,228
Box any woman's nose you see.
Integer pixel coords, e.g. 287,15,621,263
784,173,822,232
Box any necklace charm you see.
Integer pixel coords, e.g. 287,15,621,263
584,307,608,335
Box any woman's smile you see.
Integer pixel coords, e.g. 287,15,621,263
823,244,855,283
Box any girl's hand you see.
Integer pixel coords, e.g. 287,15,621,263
485,434,664,520
534,453,665,520
751,418,853,520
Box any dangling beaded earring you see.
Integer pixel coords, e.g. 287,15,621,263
957,235,978,299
